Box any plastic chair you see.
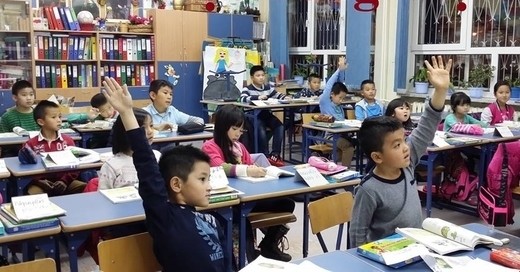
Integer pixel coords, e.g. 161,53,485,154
302,113,333,154
0,258,56,272
98,232,161,272
307,192,354,252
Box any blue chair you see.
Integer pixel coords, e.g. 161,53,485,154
307,191,354,252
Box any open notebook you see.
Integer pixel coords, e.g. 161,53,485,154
240,166,295,182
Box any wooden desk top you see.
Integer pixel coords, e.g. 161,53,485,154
302,123,360,134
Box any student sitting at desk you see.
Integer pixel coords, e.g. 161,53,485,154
21,100,86,195
481,81,516,125
68,93,117,148
143,79,204,131
98,108,161,190
354,79,384,121
0,80,39,133
350,56,452,247
201,105,295,262
319,56,355,167
102,77,230,271
67,93,117,124
240,65,287,167
444,92,487,132
293,73,323,99
0,80,39,157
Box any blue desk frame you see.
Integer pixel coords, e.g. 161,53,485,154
228,169,360,268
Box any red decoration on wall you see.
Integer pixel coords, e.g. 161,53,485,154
353,0,379,12
457,1,467,12
206,2,215,12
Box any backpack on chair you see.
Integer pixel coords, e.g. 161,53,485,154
440,152,478,202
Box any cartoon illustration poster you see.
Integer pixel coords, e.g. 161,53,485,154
202,46,246,100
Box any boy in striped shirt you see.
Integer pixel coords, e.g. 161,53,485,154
240,66,287,166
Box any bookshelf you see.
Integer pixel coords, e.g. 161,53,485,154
0,2,158,112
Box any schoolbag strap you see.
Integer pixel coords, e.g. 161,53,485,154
498,143,508,206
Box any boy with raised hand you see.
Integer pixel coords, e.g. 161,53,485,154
0,80,39,133
143,79,204,131
354,79,385,121
22,100,85,195
349,56,452,248
102,78,229,272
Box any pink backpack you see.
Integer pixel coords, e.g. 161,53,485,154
440,152,478,202
478,142,520,226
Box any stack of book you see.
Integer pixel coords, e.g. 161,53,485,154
0,194,66,234
209,166,243,203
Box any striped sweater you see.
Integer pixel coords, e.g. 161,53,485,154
240,83,286,103
0,108,39,133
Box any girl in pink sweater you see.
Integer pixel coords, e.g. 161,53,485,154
201,105,295,263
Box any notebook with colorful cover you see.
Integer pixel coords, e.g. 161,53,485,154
0,211,59,234
357,233,428,268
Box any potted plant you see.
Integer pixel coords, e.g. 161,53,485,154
511,78,520,99
409,67,429,94
467,64,495,98
292,65,307,86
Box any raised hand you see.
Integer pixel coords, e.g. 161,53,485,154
338,56,348,71
424,56,452,92
102,77,133,114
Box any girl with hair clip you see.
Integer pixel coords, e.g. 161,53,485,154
98,108,161,190
385,98,416,136
481,81,516,125
202,105,295,263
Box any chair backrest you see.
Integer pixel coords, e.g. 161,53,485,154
0,258,56,272
98,232,162,272
308,191,353,234
302,113,314,125
307,191,354,252
345,109,355,120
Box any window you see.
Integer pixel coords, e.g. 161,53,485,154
288,0,348,81
410,0,520,95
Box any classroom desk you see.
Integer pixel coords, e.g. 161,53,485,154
72,126,112,148
0,160,9,201
51,191,239,272
3,147,111,198
152,130,213,144
0,133,82,147
0,225,61,268
301,123,361,171
423,130,520,217
228,168,360,268
291,223,515,271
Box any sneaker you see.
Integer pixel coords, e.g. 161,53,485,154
268,154,285,167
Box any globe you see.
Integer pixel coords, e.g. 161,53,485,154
77,10,94,24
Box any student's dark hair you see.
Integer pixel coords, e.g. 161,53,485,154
385,98,414,128
307,73,321,81
450,91,471,112
158,145,210,194
33,100,59,124
90,93,108,108
148,79,173,94
331,82,348,95
111,108,151,154
360,79,375,90
250,65,265,76
12,80,34,96
359,116,403,158
493,80,511,95
213,105,245,165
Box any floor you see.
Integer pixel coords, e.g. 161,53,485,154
23,137,520,271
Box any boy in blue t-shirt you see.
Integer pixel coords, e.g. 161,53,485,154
102,77,229,272
355,79,384,121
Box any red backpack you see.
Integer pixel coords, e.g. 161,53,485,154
440,152,478,202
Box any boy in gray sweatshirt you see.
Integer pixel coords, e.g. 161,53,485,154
349,56,453,247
